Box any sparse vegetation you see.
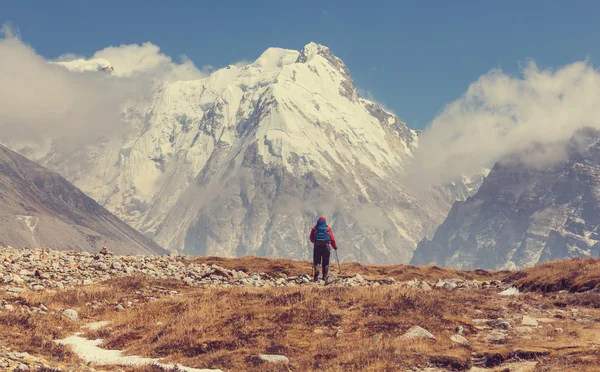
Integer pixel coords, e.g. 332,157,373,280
4,255,600,371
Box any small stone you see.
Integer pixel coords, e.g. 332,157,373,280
39,304,48,312
4,304,15,312
63,309,78,321
82,279,93,285
111,262,122,270
32,285,45,291
454,326,464,335
399,326,435,340
499,287,520,296
485,330,508,344
353,274,365,283
12,275,25,285
521,315,539,327
514,327,533,334
259,354,289,364
496,320,512,330
451,334,470,346
313,328,326,335
372,333,382,340
115,304,125,311
554,327,564,333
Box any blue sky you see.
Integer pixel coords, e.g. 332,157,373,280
2,0,599,129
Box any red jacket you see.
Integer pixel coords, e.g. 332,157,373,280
310,224,337,249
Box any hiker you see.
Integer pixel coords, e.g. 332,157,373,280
310,216,338,282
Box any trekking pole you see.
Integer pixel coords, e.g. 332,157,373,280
335,249,342,275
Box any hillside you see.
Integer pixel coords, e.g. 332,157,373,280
0,144,166,255
2,246,600,371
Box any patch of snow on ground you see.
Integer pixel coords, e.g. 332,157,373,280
55,334,222,372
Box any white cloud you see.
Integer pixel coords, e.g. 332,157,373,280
0,26,145,142
405,60,600,190
232,60,251,68
0,24,208,145
91,42,207,81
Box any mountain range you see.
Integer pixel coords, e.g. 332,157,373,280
412,128,600,270
2,42,489,264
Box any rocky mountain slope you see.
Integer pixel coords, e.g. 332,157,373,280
411,128,600,270
5,42,484,264
0,144,166,255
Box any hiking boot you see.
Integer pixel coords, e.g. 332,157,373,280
322,265,329,281
313,266,319,282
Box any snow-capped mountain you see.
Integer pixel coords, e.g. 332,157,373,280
6,42,483,264
411,128,600,270
0,144,166,255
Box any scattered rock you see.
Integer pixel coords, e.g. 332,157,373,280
62,309,78,321
495,320,512,330
0,246,493,291
259,354,289,363
485,330,508,344
451,334,470,346
399,326,435,340
499,286,520,296
115,304,125,311
521,315,539,327
514,327,534,334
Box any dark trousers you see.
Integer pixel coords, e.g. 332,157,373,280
313,244,331,267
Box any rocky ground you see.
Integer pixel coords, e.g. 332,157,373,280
2,247,600,371
0,247,501,292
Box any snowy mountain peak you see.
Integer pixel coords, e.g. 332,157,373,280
5,41,484,264
52,58,115,75
296,42,352,79
296,42,337,64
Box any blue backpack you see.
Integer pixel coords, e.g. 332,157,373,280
314,220,331,243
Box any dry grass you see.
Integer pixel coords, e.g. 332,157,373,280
5,258,600,371
90,285,480,371
188,255,505,282
504,258,600,293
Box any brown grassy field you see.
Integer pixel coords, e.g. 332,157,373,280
3,257,600,371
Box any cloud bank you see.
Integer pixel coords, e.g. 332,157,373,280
0,25,206,143
405,60,600,189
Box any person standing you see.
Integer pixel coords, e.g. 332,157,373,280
309,216,338,282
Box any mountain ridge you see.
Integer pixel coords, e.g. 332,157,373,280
411,127,600,270
0,143,167,255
